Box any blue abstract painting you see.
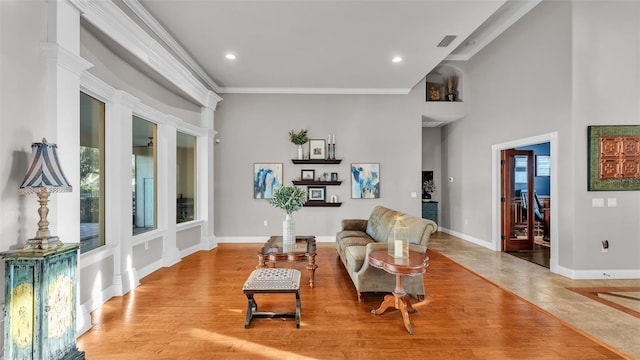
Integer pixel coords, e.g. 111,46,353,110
254,163,283,199
351,163,380,199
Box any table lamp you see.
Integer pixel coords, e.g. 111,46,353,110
18,138,72,250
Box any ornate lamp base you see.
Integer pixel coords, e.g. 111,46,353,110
24,236,64,251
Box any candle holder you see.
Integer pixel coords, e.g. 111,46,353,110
388,215,409,259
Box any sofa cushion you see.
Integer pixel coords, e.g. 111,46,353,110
403,214,429,245
345,245,366,273
336,230,369,242
365,206,395,242
336,235,374,254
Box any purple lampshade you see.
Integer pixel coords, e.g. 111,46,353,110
18,138,72,194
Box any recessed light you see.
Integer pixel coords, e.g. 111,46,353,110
392,56,403,63
225,53,236,60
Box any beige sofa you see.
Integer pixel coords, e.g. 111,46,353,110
336,205,437,302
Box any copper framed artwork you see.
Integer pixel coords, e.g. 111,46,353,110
588,125,640,191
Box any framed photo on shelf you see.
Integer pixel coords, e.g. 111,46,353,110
426,82,445,101
253,163,283,199
309,139,326,159
307,186,326,201
301,169,315,181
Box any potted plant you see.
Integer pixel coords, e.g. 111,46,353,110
423,179,435,199
289,129,309,159
269,185,307,245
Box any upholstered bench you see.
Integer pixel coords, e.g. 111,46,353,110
242,268,301,328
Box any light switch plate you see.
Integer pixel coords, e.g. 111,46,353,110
607,198,617,207
592,198,604,207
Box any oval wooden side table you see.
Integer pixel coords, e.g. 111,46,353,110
368,250,429,334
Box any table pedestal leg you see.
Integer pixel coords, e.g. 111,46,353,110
306,253,317,288
370,273,416,334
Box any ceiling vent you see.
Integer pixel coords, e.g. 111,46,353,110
437,35,457,48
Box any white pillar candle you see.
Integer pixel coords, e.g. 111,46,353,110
394,240,403,257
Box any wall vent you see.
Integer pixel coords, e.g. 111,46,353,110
437,35,457,47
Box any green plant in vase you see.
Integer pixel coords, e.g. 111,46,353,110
289,129,309,159
269,185,307,245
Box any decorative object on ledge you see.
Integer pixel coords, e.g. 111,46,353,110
327,134,336,160
289,129,309,160
331,172,338,181
301,169,315,181
1,244,85,359
588,125,640,191
269,185,307,246
309,139,326,160
351,163,380,199
254,163,283,199
18,138,72,250
446,74,458,101
292,159,342,165
426,82,445,101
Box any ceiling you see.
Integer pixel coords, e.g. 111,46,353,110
122,0,540,95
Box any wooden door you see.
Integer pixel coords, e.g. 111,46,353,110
501,149,534,252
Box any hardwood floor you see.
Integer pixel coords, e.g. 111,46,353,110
77,243,627,359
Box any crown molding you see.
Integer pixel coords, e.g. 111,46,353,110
446,0,541,61
121,0,221,94
218,87,410,95
69,0,219,108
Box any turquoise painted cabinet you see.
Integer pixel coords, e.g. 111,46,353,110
422,201,438,224
1,244,84,360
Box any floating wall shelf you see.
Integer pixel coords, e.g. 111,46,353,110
303,202,342,207
292,180,342,186
292,159,342,165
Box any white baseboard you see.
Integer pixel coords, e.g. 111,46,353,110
439,228,640,280
556,265,640,280
438,227,495,250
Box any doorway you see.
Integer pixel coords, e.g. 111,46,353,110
492,133,557,272
501,148,550,268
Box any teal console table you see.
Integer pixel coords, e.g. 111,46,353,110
422,201,438,224
1,244,84,359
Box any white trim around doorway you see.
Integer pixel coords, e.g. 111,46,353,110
491,132,559,274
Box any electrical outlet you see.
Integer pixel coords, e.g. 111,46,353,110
144,241,149,250
263,220,268,227
601,240,609,253
410,192,417,198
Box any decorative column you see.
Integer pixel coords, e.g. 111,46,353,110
110,90,141,296
199,91,222,249
160,116,181,267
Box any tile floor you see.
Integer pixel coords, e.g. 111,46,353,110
429,232,640,359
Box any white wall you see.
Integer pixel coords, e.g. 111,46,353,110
439,0,640,276
570,1,640,273
214,91,426,239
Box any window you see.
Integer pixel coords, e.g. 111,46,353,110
79,92,105,253
176,132,196,223
132,116,157,235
